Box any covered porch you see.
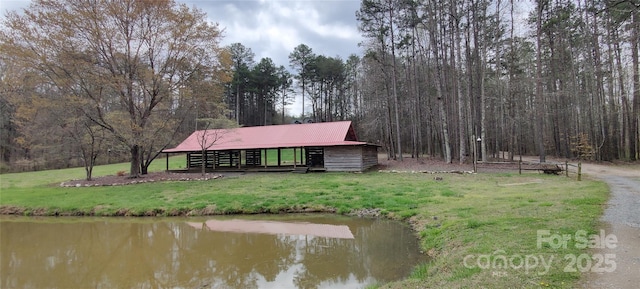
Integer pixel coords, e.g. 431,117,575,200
164,147,328,173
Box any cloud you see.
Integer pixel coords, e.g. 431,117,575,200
0,0,30,15
183,0,365,116
186,0,363,66
1,0,363,116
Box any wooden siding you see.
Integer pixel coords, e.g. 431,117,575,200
215,150,240,167
324,146,364,172
245,149,262,166
187,152,215,168
306,147,325,167
362,145,378,170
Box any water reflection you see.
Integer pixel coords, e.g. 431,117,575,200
187,219,355,239
0,215,424,289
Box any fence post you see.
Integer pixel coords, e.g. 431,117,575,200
565,161,569,177
577,162,582,181
473,135,477,173
518,159,522,175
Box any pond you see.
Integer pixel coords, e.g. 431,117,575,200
0,214,425,289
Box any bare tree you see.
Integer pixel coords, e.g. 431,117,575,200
67,119,107,181
1,0,229,177
195,118,236,176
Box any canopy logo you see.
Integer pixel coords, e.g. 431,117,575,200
462,229,618,276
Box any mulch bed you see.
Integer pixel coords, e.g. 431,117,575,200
60,172,223,187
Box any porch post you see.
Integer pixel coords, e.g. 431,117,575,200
278,148,281,166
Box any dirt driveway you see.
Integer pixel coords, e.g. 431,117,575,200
579,163,640,289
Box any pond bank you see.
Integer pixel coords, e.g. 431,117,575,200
0,171,608,288
0,205,385,218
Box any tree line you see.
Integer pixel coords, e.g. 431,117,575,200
1,0,638,178
225,0,640,164
353,0,639,163
225,43,362,126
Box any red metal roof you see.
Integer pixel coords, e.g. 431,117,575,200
163,121,368,153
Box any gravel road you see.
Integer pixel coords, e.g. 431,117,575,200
580,165,640,289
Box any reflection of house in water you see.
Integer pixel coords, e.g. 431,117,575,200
187,219,354,239
163,121,378,172
0,216,424,289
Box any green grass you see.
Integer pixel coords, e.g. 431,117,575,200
0,162,609,288
0,155,186,189
264,148,305,164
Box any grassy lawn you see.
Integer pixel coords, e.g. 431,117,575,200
0,161,608,288
264,148,305,164
0,155,186,189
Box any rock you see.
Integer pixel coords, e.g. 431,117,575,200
349,208,382,218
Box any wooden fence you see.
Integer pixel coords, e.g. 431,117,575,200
475,159,582,181
562,161,582,181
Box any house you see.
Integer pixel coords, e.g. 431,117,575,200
162,121,378,172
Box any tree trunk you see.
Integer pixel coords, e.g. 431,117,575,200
453,1,466,164
428,0,451,163
612,18,630,159
302,78,305,117
85,165,93,181
631,10,639,161
434,50,451,163
473,0,488,163
536,1,546,163
201,148,207,176
389,2,403,161
130,145,141,178
605,15,620,160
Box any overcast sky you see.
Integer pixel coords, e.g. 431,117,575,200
1,0,363,116
189,0,364,116
193,0,363,64
1,0,363,66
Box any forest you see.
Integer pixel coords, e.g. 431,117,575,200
352,0,639,164
1,0,638,176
